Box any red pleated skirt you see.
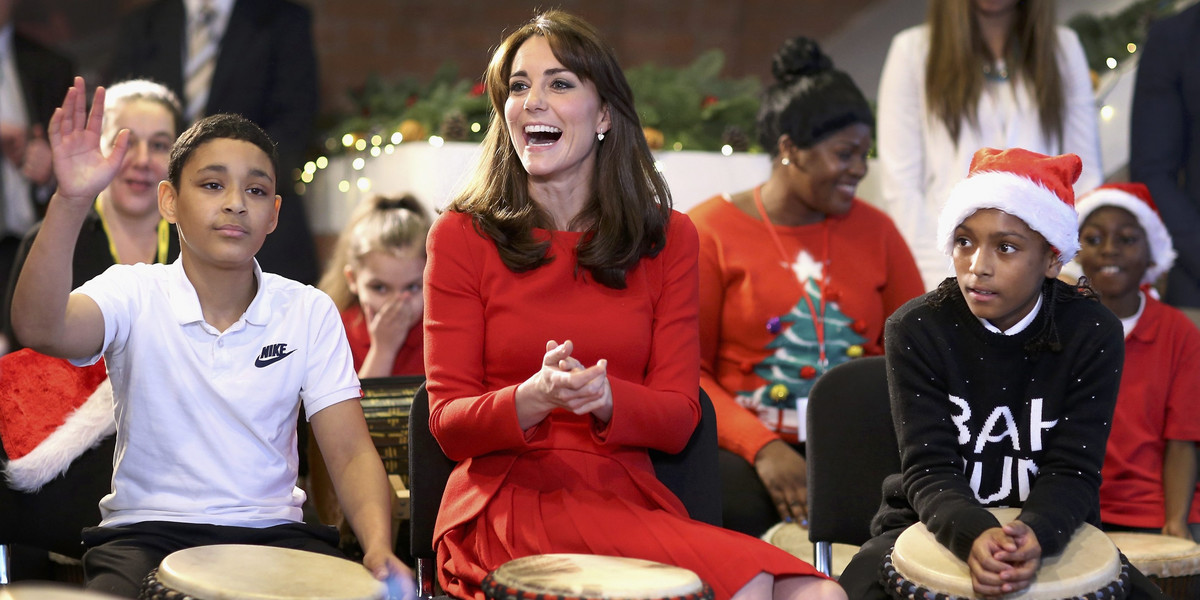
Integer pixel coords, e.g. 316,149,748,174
437,449,826,600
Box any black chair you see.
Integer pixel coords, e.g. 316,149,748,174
408,383,722,599
805,356,900,577
0,434,115,583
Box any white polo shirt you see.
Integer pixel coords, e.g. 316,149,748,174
72,258,361,528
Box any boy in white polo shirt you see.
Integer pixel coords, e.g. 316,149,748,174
11,77,410,598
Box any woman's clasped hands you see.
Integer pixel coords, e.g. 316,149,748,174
515,339,613,429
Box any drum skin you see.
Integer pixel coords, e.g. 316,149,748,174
882,508,1130,600
481,554,713,600
139,544,386,600
1106,532,1200,600
761,522,858,578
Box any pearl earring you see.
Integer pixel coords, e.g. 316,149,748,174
597,132,606,141
781,157,790,166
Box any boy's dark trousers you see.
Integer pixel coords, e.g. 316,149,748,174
82,520,341,599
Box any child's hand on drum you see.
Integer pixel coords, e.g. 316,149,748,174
364,549,414,599
968,527,1023,598
994,520,1041,586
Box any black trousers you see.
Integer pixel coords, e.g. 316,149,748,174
718,448,781,537
838,526,1169,600
81,520,341,599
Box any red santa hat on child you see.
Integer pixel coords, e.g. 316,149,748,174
938,147,1082,265
1074,182,1176,285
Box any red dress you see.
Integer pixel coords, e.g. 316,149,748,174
341,304,424,376
424,210,826,600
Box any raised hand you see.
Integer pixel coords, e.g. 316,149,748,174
48,77,129,206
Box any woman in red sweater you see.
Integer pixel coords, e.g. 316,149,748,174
689,37,923,536
422,11,844,600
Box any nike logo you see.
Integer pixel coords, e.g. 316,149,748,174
255,343,297,368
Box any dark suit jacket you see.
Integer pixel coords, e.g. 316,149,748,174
11,32,74,216
1130,4,1200,307
14,33,74,135
108,0,319,283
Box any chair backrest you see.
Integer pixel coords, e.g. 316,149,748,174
408,384,721,597
0,435,113,559
407,384,455,597
649,388,722,527
1,432,114,582
806,356,900,553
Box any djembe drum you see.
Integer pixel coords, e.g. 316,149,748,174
882,508,1131,599
1106,532,1200,600
138,544,387,600
761,521,859,578
481,554,713,600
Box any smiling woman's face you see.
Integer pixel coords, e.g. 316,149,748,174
104,99,176,219
503,35,610,183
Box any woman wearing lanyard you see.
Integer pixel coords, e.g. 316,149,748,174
4,79,182,348
690,37,924,536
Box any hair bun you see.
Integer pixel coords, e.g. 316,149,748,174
771,36,833,85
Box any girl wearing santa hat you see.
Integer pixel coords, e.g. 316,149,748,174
1074,183,1200,543
838,148,1166,599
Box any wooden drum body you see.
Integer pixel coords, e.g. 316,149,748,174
138,544,386,600
882,508,1130,600
481,554,713,600
1106,532,1200,600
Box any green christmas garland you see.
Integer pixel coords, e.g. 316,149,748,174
318,50,763,157
313,1,1188,164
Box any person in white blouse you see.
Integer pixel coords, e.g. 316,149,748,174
876,0,1102,290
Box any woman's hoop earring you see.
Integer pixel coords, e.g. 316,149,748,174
781,157,790,166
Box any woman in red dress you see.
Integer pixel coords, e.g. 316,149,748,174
423,10,845,600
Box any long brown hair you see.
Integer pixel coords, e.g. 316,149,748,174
925,0,1064,146
447,10,671,289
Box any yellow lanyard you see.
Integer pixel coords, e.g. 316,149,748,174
94,199,171,265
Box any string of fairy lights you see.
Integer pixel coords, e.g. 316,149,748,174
297,1,1170,197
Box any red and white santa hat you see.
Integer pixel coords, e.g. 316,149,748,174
1075,182,1176,285
938,147,1082,265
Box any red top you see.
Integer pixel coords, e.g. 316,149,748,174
690,195,924,462
340,304,424,376
1100,294,1200,527
425,210,700,535
423,210,821,599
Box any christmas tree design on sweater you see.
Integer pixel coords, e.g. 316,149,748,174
737,249,866,441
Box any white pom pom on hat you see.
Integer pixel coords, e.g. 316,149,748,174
938,147,1083,265
1075,182,1176,285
